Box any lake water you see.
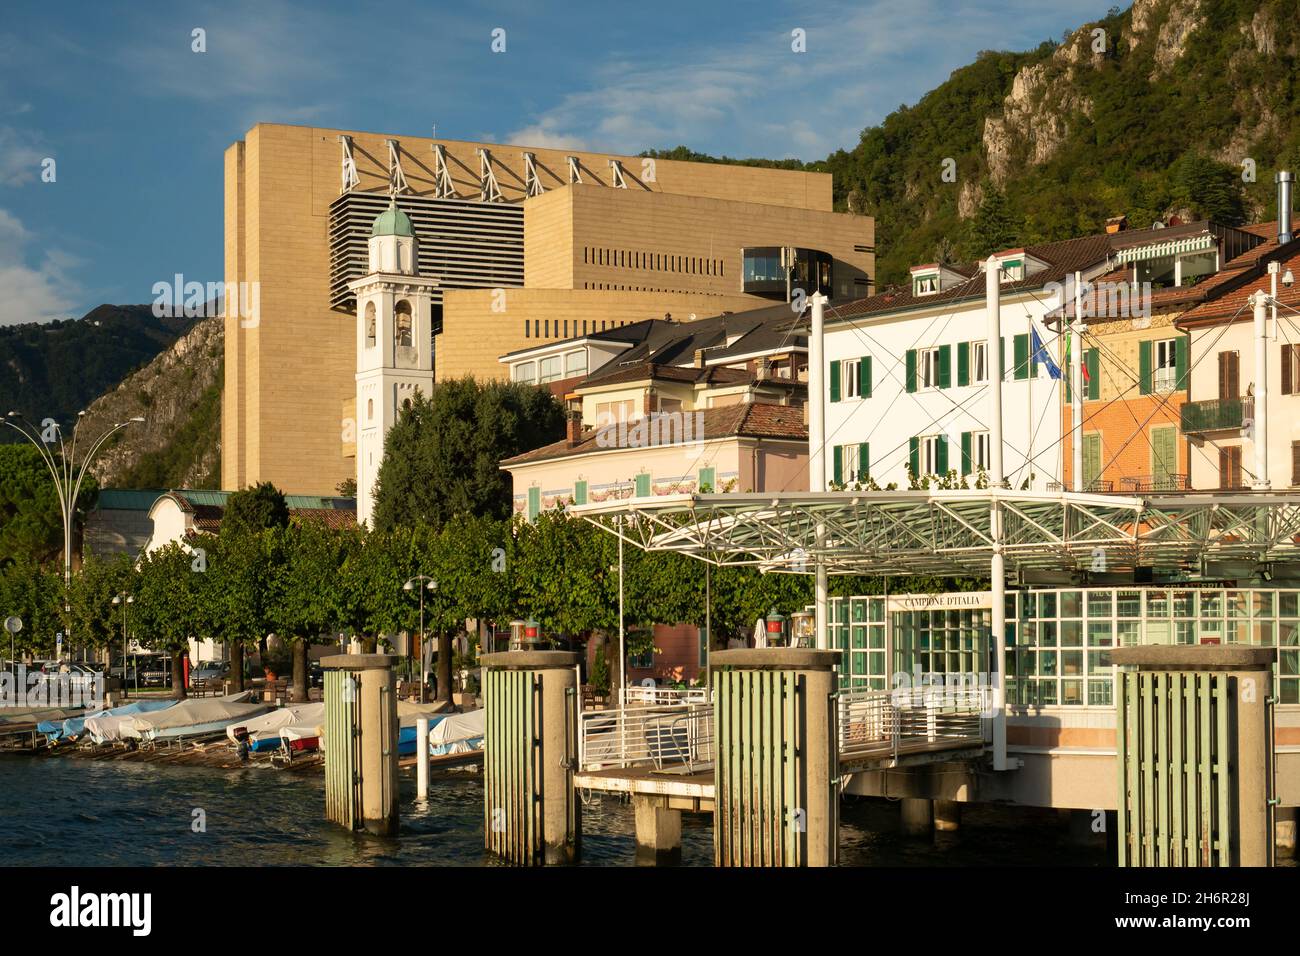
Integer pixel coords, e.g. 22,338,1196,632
0,756,1110,866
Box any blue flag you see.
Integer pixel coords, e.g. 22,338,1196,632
1031,325,1061,380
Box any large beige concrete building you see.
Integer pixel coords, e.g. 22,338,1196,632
223,123,873,495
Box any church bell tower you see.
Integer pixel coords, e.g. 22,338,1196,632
348,200,438,526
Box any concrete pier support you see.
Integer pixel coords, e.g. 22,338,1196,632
633,795,682,865
322,654,399,836
711,648,840,866
1277,807,1297,859
934,799,961,832
900,798,932,836
481,651,581,865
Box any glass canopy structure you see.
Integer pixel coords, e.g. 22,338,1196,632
571,489,1300,577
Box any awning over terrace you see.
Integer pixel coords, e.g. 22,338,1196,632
570,490,1300,577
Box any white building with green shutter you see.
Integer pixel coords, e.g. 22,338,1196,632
817,236,1120,490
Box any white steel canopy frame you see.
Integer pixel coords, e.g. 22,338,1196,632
432,143,455,199
571,490,1300,578
385,139,410,195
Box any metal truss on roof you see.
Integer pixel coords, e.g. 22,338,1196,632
572,490,1300,577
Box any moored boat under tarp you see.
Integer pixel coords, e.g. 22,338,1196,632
121,691,270,741
226,702,325,753
39,699,175,742
427,708,485,756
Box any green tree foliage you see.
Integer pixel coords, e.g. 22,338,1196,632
69,552,135,652
221,482,290,538
0,561,62,656
1169,152,1246,225
266,519,350,701
0,444,97,567
961,182,1020,260
372,379,565,531
133,542,212,698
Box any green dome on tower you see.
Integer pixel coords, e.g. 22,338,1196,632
371,200,415,238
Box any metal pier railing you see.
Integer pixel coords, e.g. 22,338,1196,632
578,702,714,773
838,686,986,763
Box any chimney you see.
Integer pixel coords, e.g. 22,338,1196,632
565,411,583,448
1278,171,1295,244
1105,215,1127,234
694,348,707,368
756,357,770,380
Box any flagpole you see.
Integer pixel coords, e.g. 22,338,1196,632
1071,271,1084,492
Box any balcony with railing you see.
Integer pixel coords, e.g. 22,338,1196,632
1119,474,1190,493
1181,397,1250,434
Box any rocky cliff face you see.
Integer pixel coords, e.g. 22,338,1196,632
79,315,223,489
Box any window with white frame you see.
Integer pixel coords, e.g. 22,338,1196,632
514,360,537,384
919,348,941,389
843,443,863,483
973,431,991,471
972,340,988,383
1154,338,1177,392
539,356,562,383
921,435,941,474
596,399,636,427
1001,259,1024,282
843,358,861,399
564,349,587,378
913,274,938,295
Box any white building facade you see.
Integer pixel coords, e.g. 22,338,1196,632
818,251,1110,491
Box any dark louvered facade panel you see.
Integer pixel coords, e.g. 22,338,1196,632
328,192,525,315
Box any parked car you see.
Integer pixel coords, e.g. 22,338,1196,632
139,658,172,687
190,660,231,686
37,661,100,692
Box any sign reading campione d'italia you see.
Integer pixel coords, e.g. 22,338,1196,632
886,592,992,613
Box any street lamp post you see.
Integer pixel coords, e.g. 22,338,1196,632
3,411,143,655
403,576,437,703
111,591,133,698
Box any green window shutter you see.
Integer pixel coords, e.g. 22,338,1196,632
698,467,715,492
1082,434,1101,488
961,431,972,475
937,344,952,389
1138,340,1152,395
909,437,919,477
573,480,588,506
935,434,948,475
858,442,870,481
527,486,541,520
1013,333,1029,381
1085,349,1100,400
833,445,843,485
635,472,650,497
829,360,841,402
957,341,970,387
1175,337,1188,390
860,356,872,398
1152,426,1176,486
905,349,917,393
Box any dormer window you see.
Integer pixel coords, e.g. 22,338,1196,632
913,274,939,296
1000,259,1024,282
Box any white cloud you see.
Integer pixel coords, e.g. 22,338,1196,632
0,126,48,186
504,0,1104,161
0,208,81,326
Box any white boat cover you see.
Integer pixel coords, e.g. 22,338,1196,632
285,700,451,748
428,708,485,753
396,700,448,726
122,691,268,739
224,702,325,745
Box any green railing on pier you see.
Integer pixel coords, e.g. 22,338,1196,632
482,667,542,864
1118,671,1231,866
324,668,360,831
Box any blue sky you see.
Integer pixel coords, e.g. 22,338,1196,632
1,0,1110,325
